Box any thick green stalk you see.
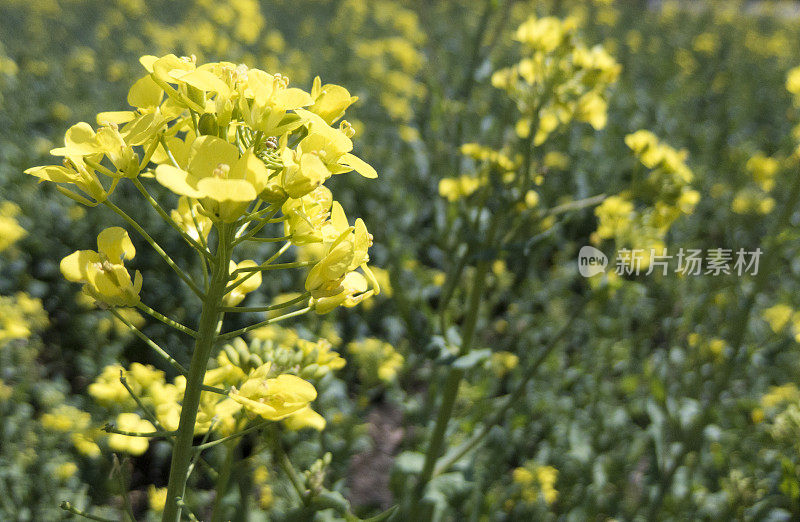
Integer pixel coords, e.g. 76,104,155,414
411,257,490,516
162,225,232,522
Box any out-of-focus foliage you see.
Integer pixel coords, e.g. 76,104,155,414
5,0,800,520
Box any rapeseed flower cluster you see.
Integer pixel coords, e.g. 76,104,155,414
687,332,727,361
762,303,800,343
26,54,379,314
512,462,559,506
492,15,621,146
79,354,327,456
439,144,521,203
593,130,699,267
346,337,404,385
753,382,800,426
757,385,800,454
40,404,102,458
729,152,780,215
0,292,48,345
47,334,345,461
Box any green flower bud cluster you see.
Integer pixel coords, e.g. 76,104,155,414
218,326,345,381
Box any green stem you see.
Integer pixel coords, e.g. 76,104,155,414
109,308,188,375
120,372,165,431
219,292,310,313
190,207,210,255
225,242,292,292
140,137,161,172
60,501,116,522
433,294,587,476
217,306,312,341
112,456,135,522
645,167,800,516
136,302,197,337
190,110,199,135
231,260,314,276
188,199,212,291
231,260,313,275
104,200,204,298
201,384,229,395
159,134,182,169
103,425,175,438
413,256,491,512
273,433,307,503
210,440,238,522
646,444,691,520
161,225,233,522
241,235,292,243
194,420,272,452
132,177,212,260
84,158,118,179
437,243,469,334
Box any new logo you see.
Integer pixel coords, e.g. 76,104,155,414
578,246,607,277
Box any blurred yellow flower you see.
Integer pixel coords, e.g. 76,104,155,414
108,413,155,455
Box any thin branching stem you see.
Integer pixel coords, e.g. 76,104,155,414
233,204,283,244
433,294,588,476
217,306,313,341
132,177,212,260
109,308,188,375
119,371,167,432
60,501,116,522
103,200,204,298
242,235,292,243
224,242,293,293
194,420,272,452
159,134,182,169
219,292,310,313
231,260,314,276
135,302,197,337
103,424,175,438
272,432,307,503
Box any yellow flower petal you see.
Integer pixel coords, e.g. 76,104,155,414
60,250,101,282
284,407,326,431
196,177,257,202
155,165,204,198
339,153,377,179
128,75,163,109
188,136,240,180
273,88,313,110
97,227,135,262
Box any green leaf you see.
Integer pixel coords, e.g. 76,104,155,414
393,451,424,475
452,349,492,370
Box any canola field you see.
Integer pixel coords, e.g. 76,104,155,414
3,0,800,520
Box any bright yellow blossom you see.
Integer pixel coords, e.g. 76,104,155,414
60,227,142,307
229,363,317,420
108,412,155,455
